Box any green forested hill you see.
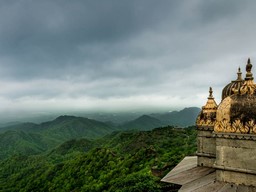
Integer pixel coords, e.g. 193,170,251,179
0,116,116,137
0,130,51,160
151,107,201,127
0,109,200,160
0,126,196,192
0,116,117,160
39,115,116,140
121,115,163,131
121,107,201,130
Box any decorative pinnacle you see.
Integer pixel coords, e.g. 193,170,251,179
245,58,253,80
208,87,213,99
237,67,242,81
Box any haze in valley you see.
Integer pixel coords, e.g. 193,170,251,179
0,0,255,122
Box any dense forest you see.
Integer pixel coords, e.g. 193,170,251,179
0,123,197,192
0,110,199,191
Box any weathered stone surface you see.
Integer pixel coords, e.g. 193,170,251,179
197,156,215,167
197,129,213,137
216,138,256,171
216,136,256,148
215,136,256,186
197,130,216,154
216,170,256,186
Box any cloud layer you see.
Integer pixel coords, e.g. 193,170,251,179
0,0,256,119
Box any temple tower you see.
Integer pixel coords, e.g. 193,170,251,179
214,58,256,186
196,87,217,167
162,58,256,191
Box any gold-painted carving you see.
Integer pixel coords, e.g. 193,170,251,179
231,119,242,133
196,115,216,127
210,59,256,134
244,120,256,134
239,80,256,95
214,121,221,132
214,119,256,134
196,87,217,127
221,119,231,132
252,122,256,134
214,97,231,133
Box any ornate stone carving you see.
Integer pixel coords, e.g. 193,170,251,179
214,97,231,133
240,121,250,133
239,58,256,95
220,119,231,132
244,120,256,134
207,59,256,134
231,119,242,133
239,80,256,95
252,121,256,134
196,87,217,128
214,119,256,134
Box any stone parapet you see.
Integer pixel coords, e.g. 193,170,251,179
215,135,256,186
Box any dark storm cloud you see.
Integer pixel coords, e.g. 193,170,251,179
0,0,256,116
0,0,181,79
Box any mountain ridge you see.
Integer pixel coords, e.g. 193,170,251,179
0,116,117,159
0,107,200,159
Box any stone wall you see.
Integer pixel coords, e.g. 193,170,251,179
215,134,256,186
197,128,216,167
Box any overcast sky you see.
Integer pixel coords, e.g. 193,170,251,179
0,0,256,120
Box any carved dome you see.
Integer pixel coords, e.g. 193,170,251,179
221,67,244,100
214,58,256,134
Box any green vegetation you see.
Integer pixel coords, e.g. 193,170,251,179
150,107,201,127
0,116,117,160
121,115,163,131
0,126,196,192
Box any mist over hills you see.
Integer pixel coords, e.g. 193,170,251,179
150,107,201,127
0,107,201,125
121,107,200,130
0,107,200,133
122,115,163,131
0,116,116,159
0,107,199,191
0,107,200,160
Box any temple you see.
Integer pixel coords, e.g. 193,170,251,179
162,58,256,191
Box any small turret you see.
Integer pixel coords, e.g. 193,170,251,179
222,67,244,100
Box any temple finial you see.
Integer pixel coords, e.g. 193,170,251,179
246,58,252,72
237,67,242,81
245,58,253,80
208,87,213,99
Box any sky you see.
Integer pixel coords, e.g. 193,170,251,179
0,0,256,121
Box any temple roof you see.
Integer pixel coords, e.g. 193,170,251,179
161,156,256,192
162,58,256,191
222,67,243,100
196,87,217,128
215,58,256,134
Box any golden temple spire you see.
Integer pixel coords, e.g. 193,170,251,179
196,87,217,127
208,87,213,99
236,67,242,81
239,58,256,95
245,58,253,80
205,87,217,107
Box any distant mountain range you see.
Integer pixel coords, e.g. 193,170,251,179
0,116,117,159
121,115,163,131
150,107,201,127
0,107,200,159
121,107,200,130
